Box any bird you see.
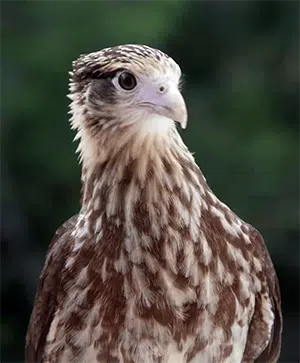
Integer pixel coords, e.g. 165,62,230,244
26,44,282,363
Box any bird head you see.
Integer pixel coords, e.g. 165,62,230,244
68,44,187,165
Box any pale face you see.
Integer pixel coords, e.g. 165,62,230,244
70,45,188,131
109,65,187,128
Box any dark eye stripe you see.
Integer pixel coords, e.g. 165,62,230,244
90,69,121,80
79,68,126,81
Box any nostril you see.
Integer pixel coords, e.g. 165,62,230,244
159,86,165,92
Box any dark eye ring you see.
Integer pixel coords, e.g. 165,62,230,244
118,72,137,91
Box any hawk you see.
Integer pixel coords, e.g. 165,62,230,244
26,44,282,363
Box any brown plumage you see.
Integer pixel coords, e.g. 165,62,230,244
26,44,282,363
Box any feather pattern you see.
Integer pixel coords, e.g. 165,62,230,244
26,44,282,363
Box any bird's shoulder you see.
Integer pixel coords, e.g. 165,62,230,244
243,225,282,362
200,194,282,361
25,214,78,363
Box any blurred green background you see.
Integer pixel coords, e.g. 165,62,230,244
1,1,299,362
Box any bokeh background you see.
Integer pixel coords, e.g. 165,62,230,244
1,1,299,362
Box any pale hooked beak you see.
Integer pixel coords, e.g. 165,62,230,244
138,85,188,129
155,86,188,129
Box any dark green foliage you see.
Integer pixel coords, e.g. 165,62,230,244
1,1,299,362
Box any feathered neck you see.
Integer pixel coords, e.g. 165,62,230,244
74,114,208,244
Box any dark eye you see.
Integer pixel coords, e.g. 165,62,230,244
118,72,137,90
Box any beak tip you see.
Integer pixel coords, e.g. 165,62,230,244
178,113,188,129
181,120,187,129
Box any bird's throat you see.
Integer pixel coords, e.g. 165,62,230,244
79,129,206,247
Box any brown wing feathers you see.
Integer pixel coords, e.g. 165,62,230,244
25,215,78,363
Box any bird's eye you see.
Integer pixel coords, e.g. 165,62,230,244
118,72,137,90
